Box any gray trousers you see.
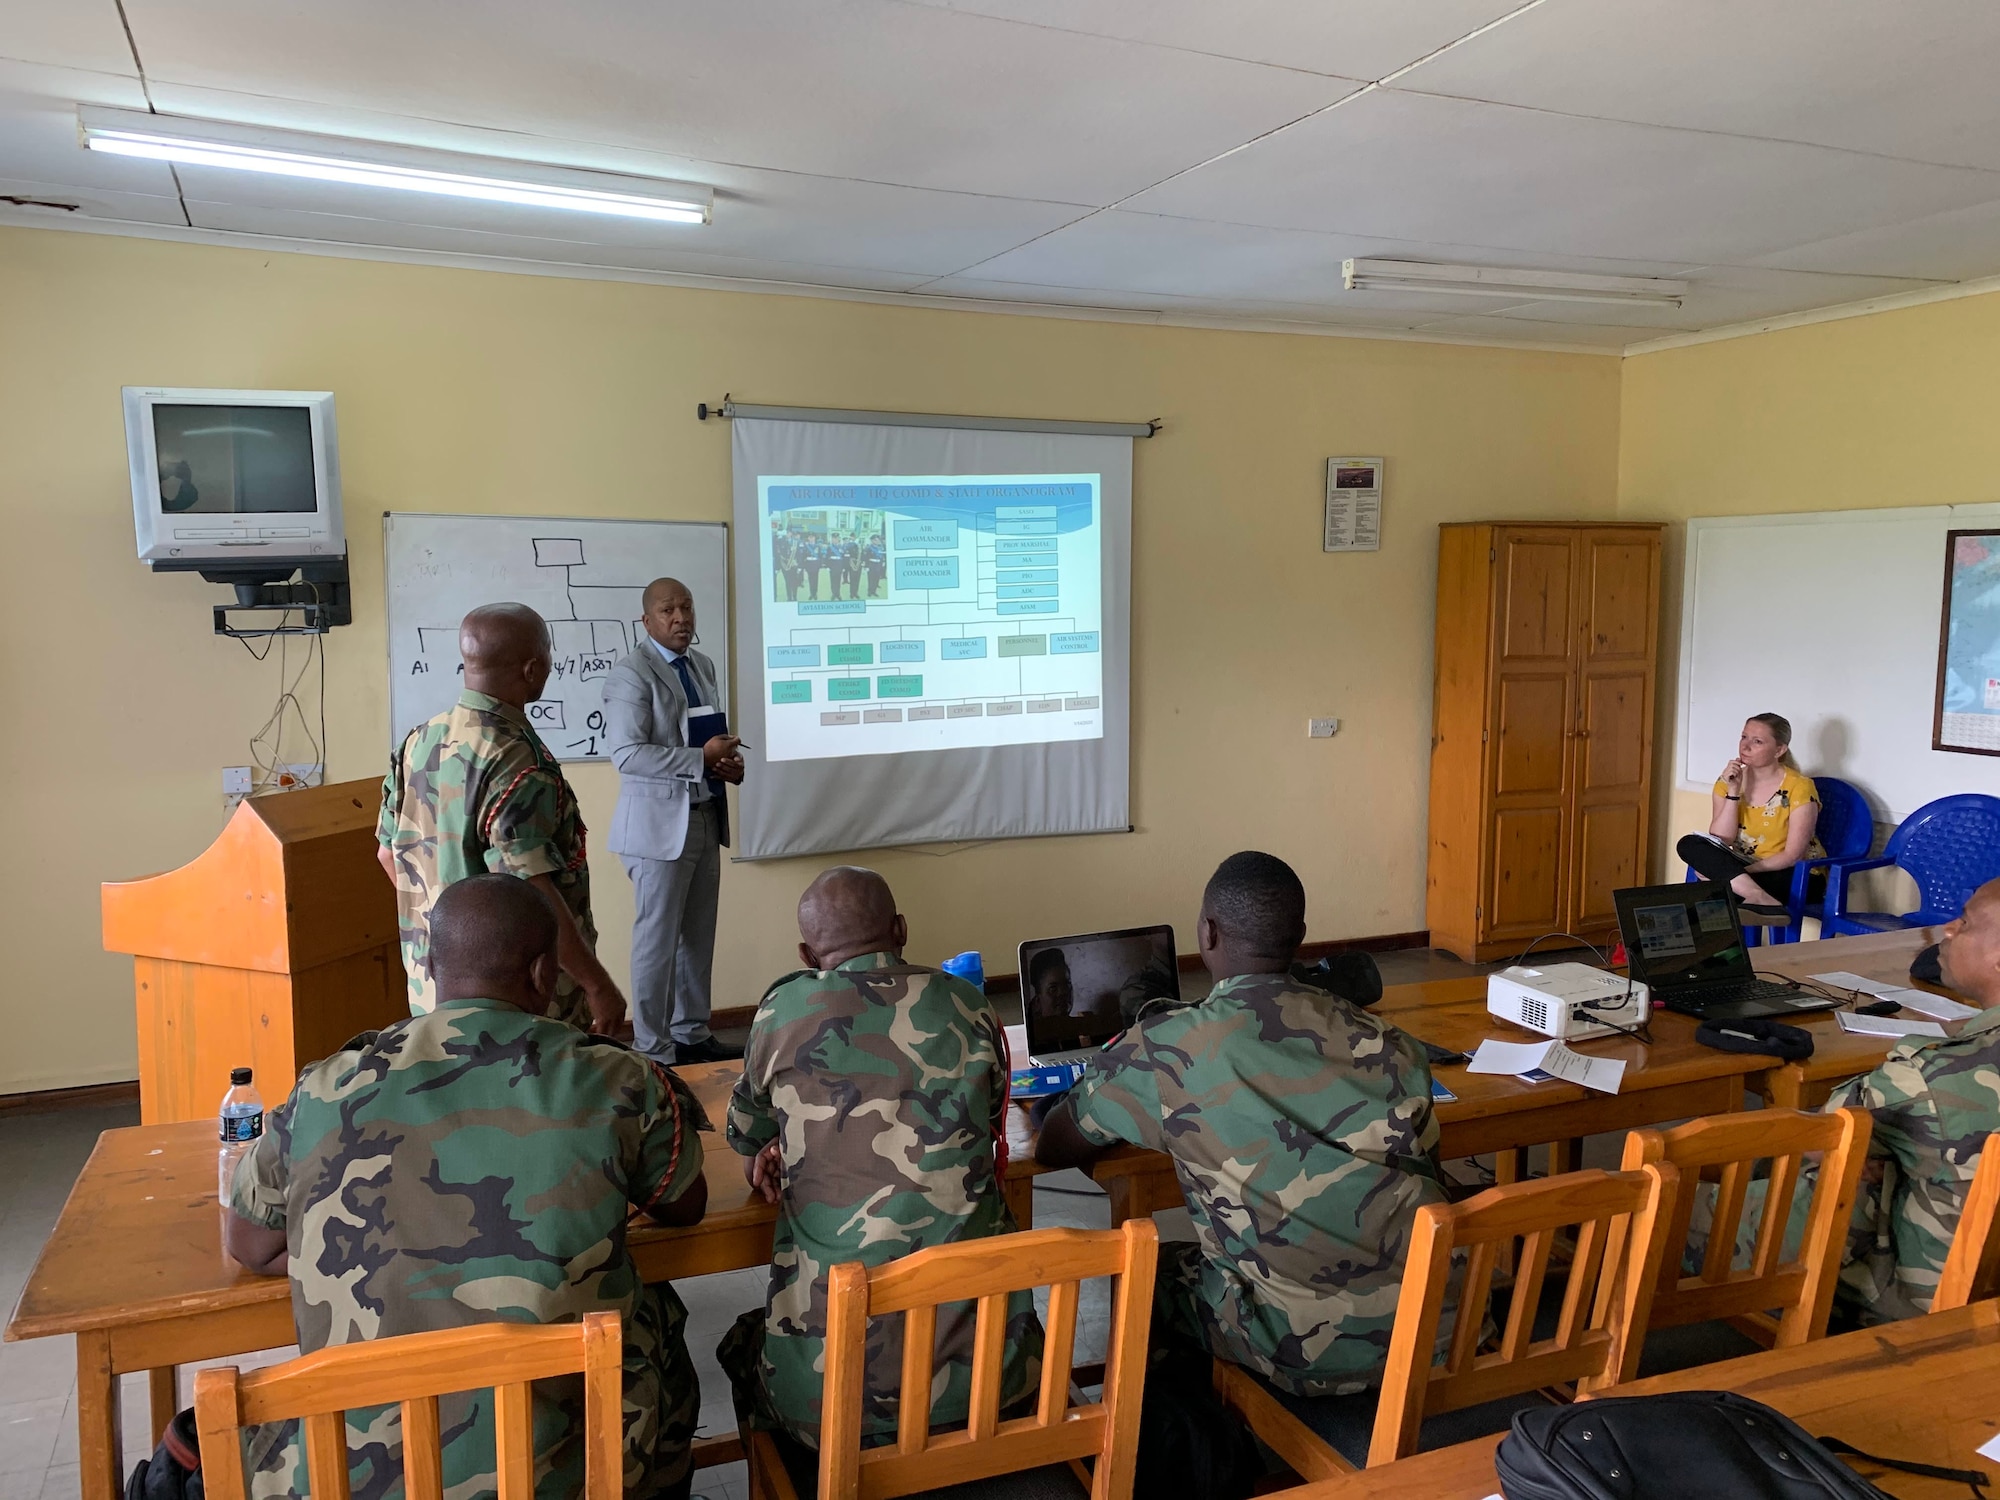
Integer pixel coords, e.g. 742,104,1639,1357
623,800,721,1064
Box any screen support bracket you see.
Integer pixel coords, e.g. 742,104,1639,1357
150,555,352,636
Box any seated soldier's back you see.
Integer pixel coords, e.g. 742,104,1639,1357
234,997,704,1493
1070,973,1445,1393
727,953,1038,1445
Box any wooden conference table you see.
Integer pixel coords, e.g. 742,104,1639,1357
1273,1298,2000,1499
7,926,1953,1500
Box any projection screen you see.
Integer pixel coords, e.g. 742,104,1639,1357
730,416,1132,859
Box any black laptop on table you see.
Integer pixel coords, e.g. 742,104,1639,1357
1613,881,1840,1022
1018,924,1179,1066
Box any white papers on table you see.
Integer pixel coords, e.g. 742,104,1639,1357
1978,1432,2000,1464
1810,970,1902,998
1468,1038,1626,1094
1878,987,1980,1022
1836,1011,1947,1039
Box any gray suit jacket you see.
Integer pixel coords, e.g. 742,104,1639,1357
602,642,731,859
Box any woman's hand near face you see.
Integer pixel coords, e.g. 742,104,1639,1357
1721,757,1745,791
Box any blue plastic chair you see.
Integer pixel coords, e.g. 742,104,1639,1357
1821,792,2000,937
1684,775,1875,944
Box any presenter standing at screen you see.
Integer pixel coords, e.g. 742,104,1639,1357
604,578,745,1065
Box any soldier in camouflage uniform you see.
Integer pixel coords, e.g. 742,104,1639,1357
1701,877,2000,1323
224,874,709,1500
377,603,626,1031
718,867,1042,1449
1037,851,1445,1396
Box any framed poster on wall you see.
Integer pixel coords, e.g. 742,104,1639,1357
1934,528,2000,756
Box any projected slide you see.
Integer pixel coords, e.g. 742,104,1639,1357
757,474,1103,761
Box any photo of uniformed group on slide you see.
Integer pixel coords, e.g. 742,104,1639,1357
769,508,887,602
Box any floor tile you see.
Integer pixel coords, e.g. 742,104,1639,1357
36,1465,77,1500
0,1399,63,1479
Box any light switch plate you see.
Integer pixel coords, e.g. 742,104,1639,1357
222,766,253,795
1308,718,1341,738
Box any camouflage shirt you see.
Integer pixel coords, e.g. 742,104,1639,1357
1067,973,1446,1394
377,689,593,1020
725,951,1040,1448
1824,1003,2000,1319
230,997,708,1500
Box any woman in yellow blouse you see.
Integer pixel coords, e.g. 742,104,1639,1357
1676,712,1822,914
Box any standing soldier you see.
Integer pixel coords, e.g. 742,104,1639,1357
801,537,823,601
377,602,628,1032
839,533,862,600
864,532,886,599
1037,850,1446,1398
718,867,1041,1450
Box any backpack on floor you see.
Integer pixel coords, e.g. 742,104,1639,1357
1494,1390,1987,1500
126,1408,204,1500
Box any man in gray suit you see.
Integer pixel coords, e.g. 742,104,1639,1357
603,577,745,1065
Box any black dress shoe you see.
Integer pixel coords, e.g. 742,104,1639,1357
675,1035,744,1064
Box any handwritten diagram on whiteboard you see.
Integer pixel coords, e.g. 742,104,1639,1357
384,513,730,762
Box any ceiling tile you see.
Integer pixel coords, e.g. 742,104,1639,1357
1751,198,2000,283
898,0,1524,78
2,1,140,77
1398,0,2000,172
122,0,1356,204
1124,88,2000,265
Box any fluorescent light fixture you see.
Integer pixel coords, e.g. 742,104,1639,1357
78,107,711,225
1343,258,1686,307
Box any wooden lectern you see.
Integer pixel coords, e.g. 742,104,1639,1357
102,779,408,1125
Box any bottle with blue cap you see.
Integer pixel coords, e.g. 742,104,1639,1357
217,1065,264,1209
941,950,985,990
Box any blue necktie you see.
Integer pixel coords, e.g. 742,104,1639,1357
669,655,723,798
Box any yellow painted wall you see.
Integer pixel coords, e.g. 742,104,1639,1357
0,224,1622,1094
1618,290,2000,880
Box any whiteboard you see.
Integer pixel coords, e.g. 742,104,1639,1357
1679,504,2000,822
385,513,729,761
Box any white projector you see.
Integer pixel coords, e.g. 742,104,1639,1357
1487,963,1648,1040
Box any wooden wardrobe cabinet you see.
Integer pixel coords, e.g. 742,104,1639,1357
1426,523,1664,962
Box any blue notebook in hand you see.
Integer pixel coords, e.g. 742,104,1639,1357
685,706,730,793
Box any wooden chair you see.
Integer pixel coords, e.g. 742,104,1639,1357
193,1313,623,1500
1934,1132,2000,1313
1214,1165,1678,1474
747,1220,1157,1500
1619,1107,1871,1347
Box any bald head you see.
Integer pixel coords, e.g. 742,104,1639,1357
431,874,559,1009
641,577,697,652
797,866,905,970
1941,878,2000,1007
459,604,552,707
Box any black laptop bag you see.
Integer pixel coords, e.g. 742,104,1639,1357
1494,1391,1987,1500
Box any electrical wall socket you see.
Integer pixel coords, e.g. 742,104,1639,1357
1308,718,1341,738
276,763,324,789
222,766,253,796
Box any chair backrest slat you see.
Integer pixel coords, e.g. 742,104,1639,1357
303,1411,354,1500
400,1398,443,1500
895,1303,938,1457
494,1382,536,1500
1935,1133,2000,1313
1624,1107,1871,1345
819,1221,1157,1500
191,1313,623,1500
1445,1239,1495,1375
1035,1279,1080,1429
966,1292,1010,1442
1366,1165,1678,1467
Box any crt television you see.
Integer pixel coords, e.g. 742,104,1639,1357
123,387,344,567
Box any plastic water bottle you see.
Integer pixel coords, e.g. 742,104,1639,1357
941,951,985,990
217,1066,265,1208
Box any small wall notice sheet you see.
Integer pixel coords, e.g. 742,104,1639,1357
1324,456,1383,552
